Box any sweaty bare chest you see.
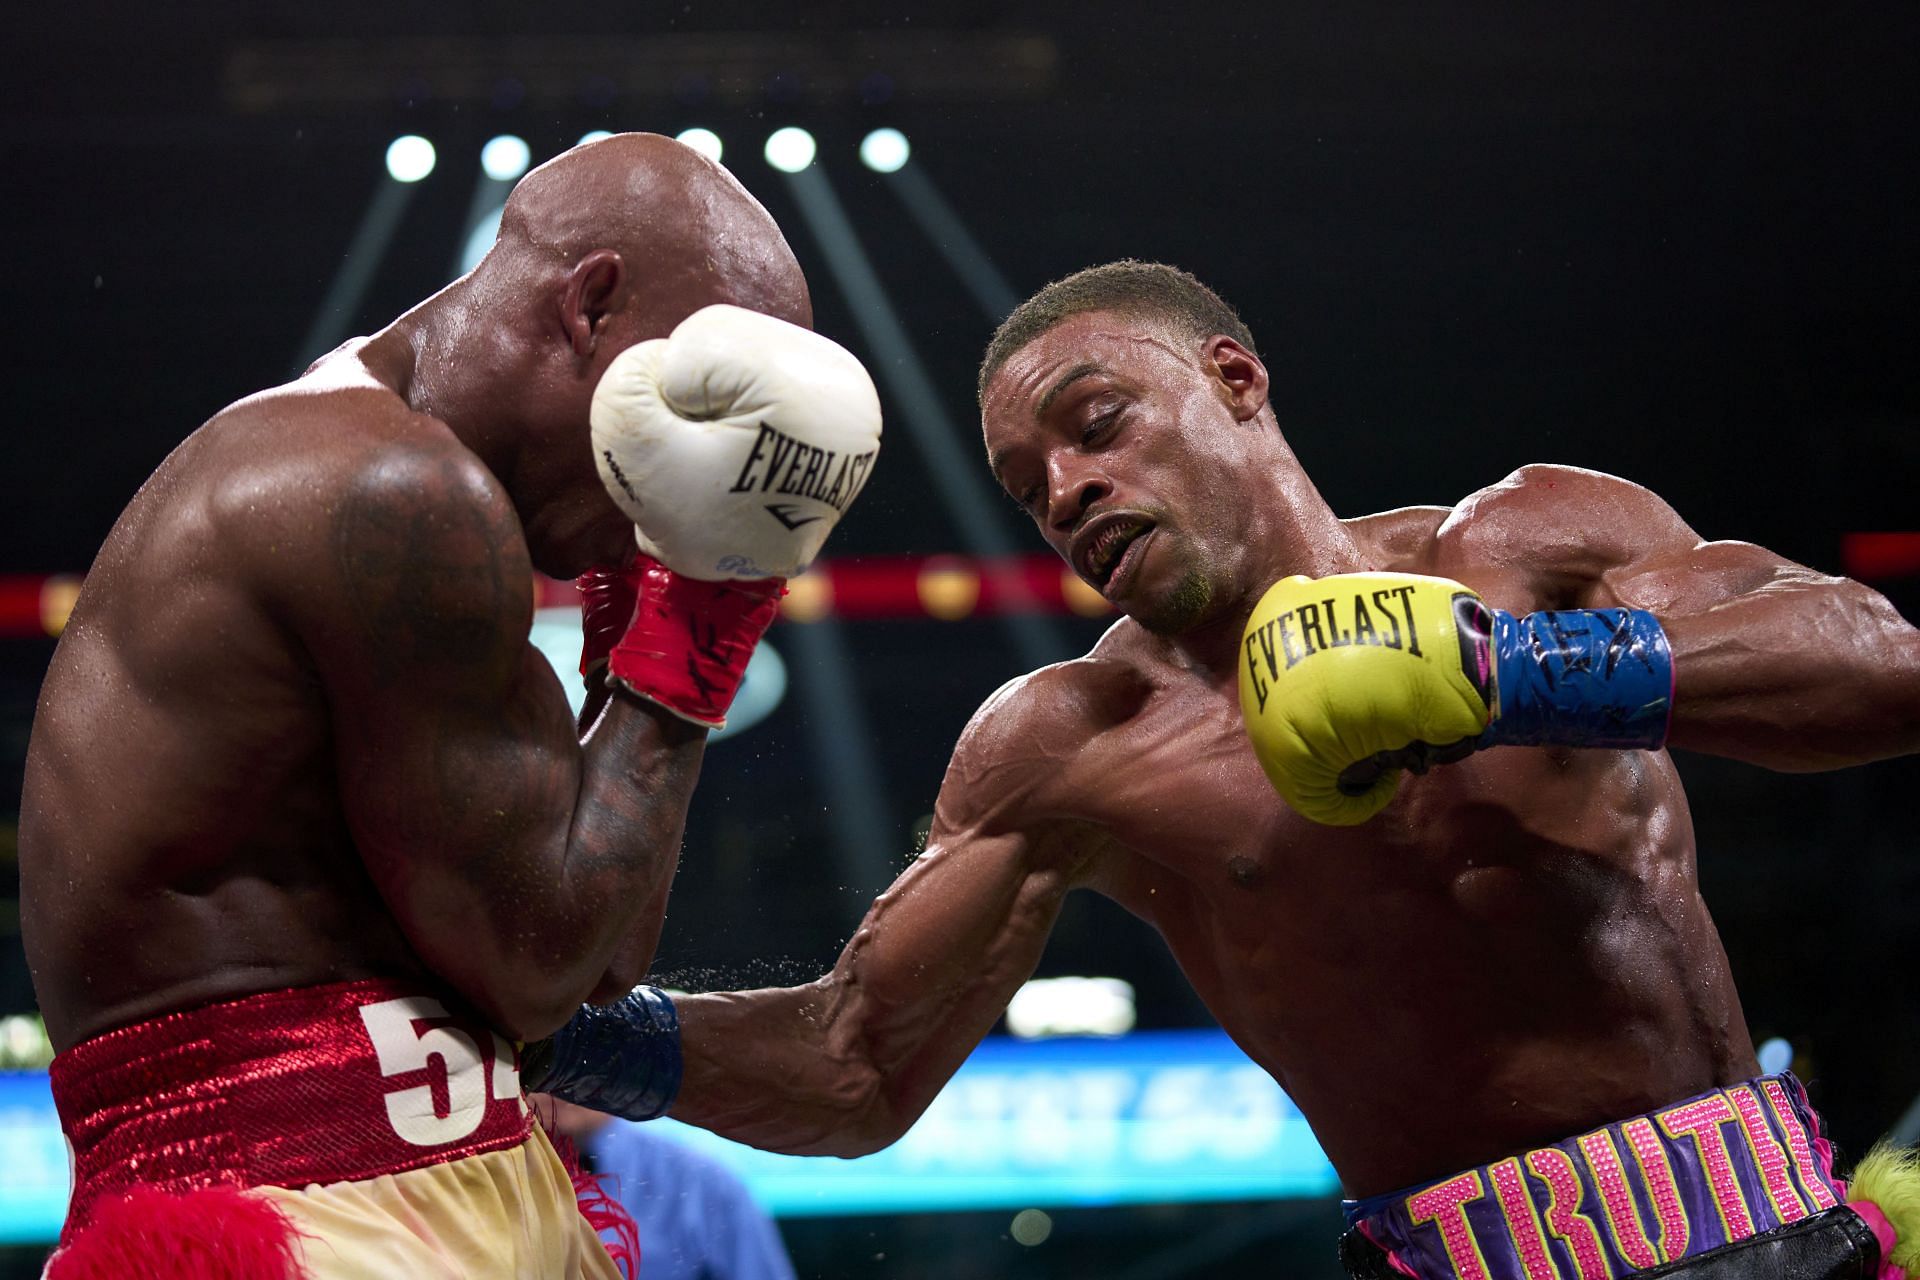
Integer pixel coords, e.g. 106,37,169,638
1075,691,1305,891
1068,677,1671,911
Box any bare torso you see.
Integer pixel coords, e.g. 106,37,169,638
989,506,1753,1196
20,362,450,1049
672,314,1915,1198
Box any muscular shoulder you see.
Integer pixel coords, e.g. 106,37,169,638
227,384,494,506
1431,464,1700,593
213,388,533,666
939,628,1156,824
316,408,518,555
951,646,1150,776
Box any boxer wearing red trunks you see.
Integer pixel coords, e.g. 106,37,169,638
48,980,613,1278
21,133,881,1277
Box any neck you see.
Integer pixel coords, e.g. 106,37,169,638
362,275,523,477
1167,446,1363,682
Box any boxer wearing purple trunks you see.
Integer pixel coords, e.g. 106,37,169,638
527,261,1920,1280
1337,1074,1892,1278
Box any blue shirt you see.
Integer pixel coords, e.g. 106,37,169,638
584,1122,797,1280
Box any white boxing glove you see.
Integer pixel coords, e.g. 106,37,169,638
590,304,883,581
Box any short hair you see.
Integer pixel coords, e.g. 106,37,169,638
978,260,1257,403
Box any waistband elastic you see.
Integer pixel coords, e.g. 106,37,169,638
1342,1074,1845,1278
51,978,533,1234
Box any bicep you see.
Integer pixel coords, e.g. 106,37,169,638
851,820,1067,1006
857,706,1108,1007
671,813,1079,1154
296,450,581,931
333,652,580,922
1466,466,1920,764
1455,465,1803,614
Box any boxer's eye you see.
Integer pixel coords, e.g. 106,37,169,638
1081,409,1122,445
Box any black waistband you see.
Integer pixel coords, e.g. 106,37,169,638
1339,1205,1883,1280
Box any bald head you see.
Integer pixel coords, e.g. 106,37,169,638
419,134,813,579
488,132,810,333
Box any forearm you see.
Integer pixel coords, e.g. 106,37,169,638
1662,579,1920,769
670,984,902,1157
668,838,1075,1155
417,692,705,1040
561,692,703,973
511,694,704,1026
534,777,1077,1151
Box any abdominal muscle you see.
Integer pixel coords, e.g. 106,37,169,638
1076,686,1756,1197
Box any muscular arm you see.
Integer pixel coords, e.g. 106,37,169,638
289,437,702,1039
1456,464,1920,769
670,674,1103,1156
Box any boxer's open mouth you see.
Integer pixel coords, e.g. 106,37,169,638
1073,516,1154,589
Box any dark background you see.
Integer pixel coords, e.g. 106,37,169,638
2,4,1917,1276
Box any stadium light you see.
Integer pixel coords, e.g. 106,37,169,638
295,138,430,369
764,126,816,173
1010,1210,1053,1247
1005,977,1136,1039
480,134,530,182
883,156,1020,321
385,135,436,183
577,130,614,146
675,127,724,163
859,128,910,173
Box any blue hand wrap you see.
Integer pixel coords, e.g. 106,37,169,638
1479,608,1673,749
525,985,681,1121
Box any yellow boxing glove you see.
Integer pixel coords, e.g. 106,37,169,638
1238,572,1495,825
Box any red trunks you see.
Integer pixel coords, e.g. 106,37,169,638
50,978,532,1240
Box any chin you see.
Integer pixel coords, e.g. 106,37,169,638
1124,568,1221,636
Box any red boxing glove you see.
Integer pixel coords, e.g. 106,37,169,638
577,562,643,679
605,555,785,729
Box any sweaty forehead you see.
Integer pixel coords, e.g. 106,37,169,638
983,311,1190,424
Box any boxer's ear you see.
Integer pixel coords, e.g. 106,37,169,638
560,250,626,358
1205,335,1269,423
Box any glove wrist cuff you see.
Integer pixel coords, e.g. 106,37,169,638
577,562,646,678
606,555,784,729
1480,608,1674,749
523,986,681,1121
